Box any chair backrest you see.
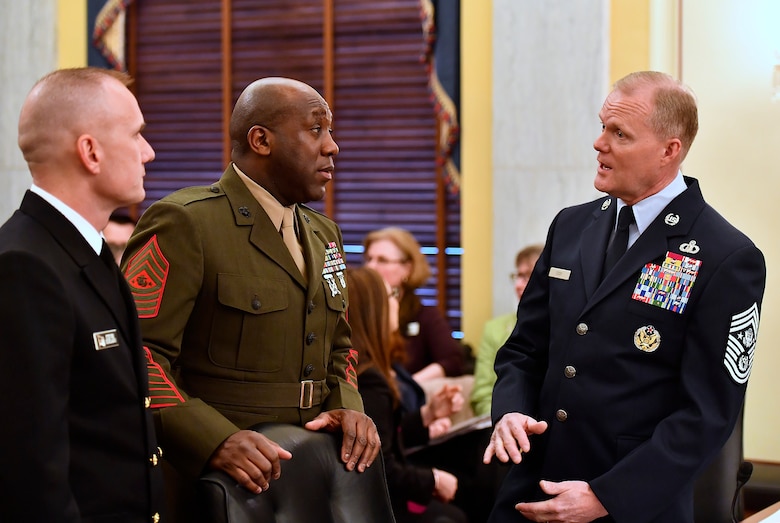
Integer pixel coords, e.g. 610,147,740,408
693,408,745,523
198,423,396,523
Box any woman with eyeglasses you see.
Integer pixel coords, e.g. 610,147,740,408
363,227,465,387
346,267,467,523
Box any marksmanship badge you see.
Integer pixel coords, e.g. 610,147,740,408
634,325,661,352
724,302,760,384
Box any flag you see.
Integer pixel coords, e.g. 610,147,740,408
420,0,461,193
88,0,133,70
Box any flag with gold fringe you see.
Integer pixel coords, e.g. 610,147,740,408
88,0,133,71
420,0,461,193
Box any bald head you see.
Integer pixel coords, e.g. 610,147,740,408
18,68,133,169
230,77,326,158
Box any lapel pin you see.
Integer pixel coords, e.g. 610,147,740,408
664,213,680,226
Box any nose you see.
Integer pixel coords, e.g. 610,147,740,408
142,135,155,163
324,132,339,157
593,132,607,153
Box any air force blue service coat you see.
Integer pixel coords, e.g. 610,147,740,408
490,178,766,523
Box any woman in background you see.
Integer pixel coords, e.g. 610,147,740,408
363,227,464,382
347,267,467,523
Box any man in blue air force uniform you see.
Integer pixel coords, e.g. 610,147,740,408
483,71,766,523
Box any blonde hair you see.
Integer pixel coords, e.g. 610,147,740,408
614,71,698,161
363,227,431,289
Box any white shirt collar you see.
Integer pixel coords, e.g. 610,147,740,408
616,170,687,247
30,184,104,255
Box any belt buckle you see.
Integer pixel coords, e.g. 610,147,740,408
299,380,314,409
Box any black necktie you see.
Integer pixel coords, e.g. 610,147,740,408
602,205,634,279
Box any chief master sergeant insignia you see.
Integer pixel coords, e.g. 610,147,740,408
634,325,661,353
724,302,760,384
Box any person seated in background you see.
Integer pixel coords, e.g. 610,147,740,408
470,243,543,417
363,227,465,384
102,208,137,265
347,267,468,523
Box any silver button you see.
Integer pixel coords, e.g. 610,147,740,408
564,366,577,378
576,323,588,335
556,409,568,422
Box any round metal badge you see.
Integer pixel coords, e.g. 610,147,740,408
634,325,661,353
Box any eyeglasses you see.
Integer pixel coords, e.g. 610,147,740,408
509,272,531,283
364,255,407,266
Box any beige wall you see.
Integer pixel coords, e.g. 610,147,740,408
461,0,493,353
58,0,87,68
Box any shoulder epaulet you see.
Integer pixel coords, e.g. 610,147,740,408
161,183,225,206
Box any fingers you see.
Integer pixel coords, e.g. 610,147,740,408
483,437,497,464
208,430,292,494
486,413,543,464
314,409,380,473
339,411,380,472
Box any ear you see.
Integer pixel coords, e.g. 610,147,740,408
660,138,682,166
247,125,272,156
76,134,101,174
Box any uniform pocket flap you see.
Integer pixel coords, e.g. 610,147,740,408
217,273,288,314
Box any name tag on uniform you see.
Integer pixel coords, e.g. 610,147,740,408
93,329,120,351
549,267,571,280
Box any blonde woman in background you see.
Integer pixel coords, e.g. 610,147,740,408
363,227,464,383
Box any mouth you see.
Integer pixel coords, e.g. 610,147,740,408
597,159,612,172
318,165,334,181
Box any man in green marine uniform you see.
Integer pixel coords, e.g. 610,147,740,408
122,77,379,520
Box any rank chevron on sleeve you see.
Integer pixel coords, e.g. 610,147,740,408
124,235,169,319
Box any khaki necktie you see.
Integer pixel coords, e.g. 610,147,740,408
281,206,307,282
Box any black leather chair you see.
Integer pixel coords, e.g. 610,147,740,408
693,409,748,523
198,423,396,523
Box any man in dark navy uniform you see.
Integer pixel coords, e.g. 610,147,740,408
483,71,766,523
0,68,164,522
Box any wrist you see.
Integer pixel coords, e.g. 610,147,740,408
432,468,440,492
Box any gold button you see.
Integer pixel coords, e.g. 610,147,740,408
150,454,158,466
564,366,577,378
152,513,160,523
556,409,568,422
144,397,151,409
576,323,588,335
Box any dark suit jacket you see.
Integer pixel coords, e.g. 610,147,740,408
490,178,766,523
359,367,435,509
122,165,364,480
0,191,164,522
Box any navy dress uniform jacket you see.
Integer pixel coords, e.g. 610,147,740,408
0,192,164,522
490,178,766,523
122,165,364,479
